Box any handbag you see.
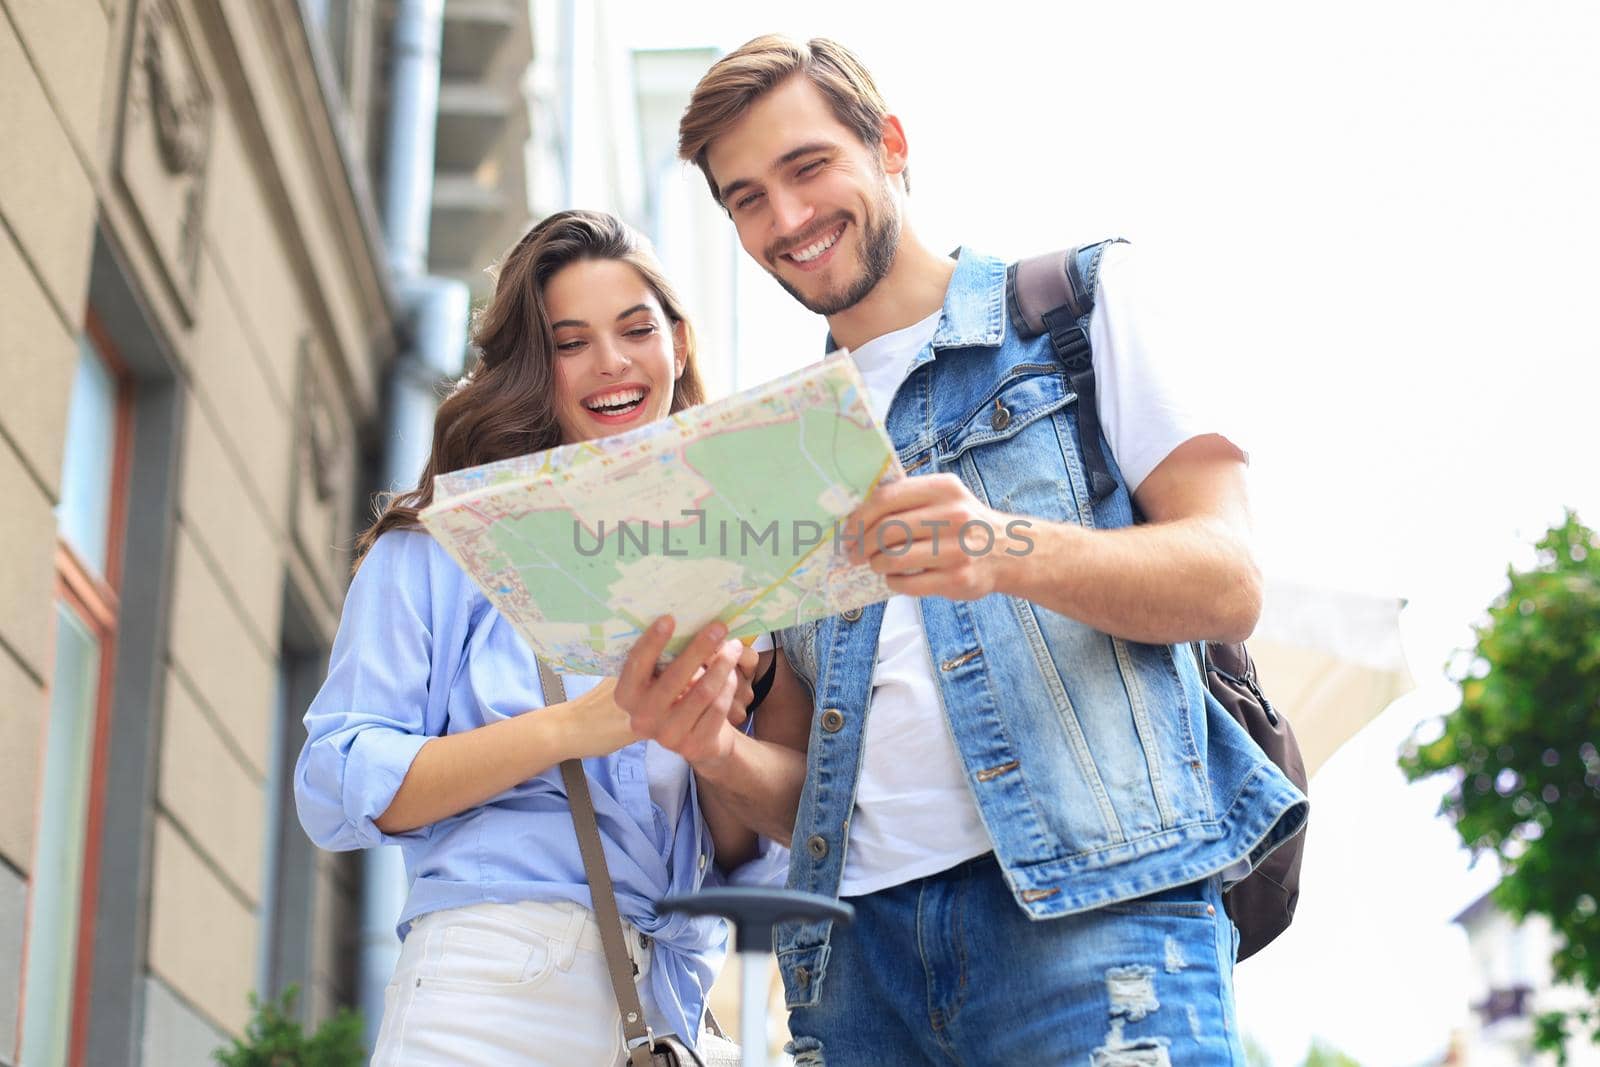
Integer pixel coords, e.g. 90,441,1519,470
536,659,742,1067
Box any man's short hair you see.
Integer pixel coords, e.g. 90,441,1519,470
677,35,907,206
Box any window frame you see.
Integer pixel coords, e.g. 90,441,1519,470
24,311,136,1067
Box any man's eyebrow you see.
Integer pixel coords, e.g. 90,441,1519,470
551,304,652,331
720,141,837,203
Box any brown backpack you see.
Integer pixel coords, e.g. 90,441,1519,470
1007,243,1309,961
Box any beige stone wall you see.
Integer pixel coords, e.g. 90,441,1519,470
1,0,395,1052
121,0,389,1039
0,0,108,877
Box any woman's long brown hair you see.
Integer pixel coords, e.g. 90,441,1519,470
354,209,707,565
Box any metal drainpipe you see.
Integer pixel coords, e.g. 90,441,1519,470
360,0,471,1050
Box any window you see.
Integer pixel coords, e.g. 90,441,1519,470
20,319,132,1067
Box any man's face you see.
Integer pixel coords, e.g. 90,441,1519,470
706,77,902,316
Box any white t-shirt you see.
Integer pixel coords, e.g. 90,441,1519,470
838,243,1248,895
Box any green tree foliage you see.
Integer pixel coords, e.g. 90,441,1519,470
1300,1038,1362,1067
212,985,365,1067
1243,1032,1276,1067
1400,510,1600,1061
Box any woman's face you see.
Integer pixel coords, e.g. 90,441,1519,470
545,257,686,444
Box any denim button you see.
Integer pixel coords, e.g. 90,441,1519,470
840,606,862,622
991,401,1012,431
821,709,845,733
806,834,828,859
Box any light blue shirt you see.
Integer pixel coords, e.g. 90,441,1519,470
292,529,727,1040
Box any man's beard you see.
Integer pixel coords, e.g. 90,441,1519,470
770,192,901,317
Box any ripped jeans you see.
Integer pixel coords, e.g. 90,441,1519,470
785,855,1245,1066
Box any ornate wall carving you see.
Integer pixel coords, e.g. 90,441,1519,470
114,0,214,321
291,335,354,594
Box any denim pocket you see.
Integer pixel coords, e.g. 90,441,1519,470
937,370,1074,466
940,373,1083,523
1100,878,1217,919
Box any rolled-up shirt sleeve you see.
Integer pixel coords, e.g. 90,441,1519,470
293,532,439,851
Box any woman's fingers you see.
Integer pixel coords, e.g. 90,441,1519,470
654,621,731,702
616,616,674,713
615,622,749,757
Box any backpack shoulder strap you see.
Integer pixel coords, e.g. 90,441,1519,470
1006,239,1125,336
1005,238,1127,503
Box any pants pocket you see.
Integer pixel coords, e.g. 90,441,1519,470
419,911,557,993
374,923,623,1065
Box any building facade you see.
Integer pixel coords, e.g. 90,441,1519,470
0,0,532,1063
1453,894,1600,1067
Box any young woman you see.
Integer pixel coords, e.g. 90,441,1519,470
294,210,761,1065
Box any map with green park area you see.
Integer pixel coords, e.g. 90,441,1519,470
421,355,902,674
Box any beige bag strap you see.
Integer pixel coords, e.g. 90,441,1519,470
535,658,657,1067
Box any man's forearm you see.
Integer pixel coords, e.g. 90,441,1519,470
994,514,1262,645
692,730,807,846
698,781,760,871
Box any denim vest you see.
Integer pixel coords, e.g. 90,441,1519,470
773,248,1309,1007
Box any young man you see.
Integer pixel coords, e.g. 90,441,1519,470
616,35,1307,1065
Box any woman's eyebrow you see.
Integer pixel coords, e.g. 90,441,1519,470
551,305,651,331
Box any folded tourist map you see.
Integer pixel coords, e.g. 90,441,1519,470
420,355,903,674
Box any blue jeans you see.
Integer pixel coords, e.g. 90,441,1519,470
785,855,1245,1065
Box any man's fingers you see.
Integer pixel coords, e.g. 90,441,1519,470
663,668,737,761
845,480,909,535
714,662,739,718
857,504,970,565
736,643,759,679
732,671,755,723
672,639,741,714
848,473,960,531
655,621,730,698
691,667,742,756
867,541,949,576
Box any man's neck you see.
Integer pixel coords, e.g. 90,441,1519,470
825,231,956,353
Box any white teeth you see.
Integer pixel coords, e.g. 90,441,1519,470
584,387,646,412
789,228,841,263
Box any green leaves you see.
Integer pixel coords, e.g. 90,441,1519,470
1399,510,1600,1062
211,985,365,1067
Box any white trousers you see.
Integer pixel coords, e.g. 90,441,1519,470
370,899,665,1066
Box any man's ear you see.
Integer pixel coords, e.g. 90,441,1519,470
673,320,688,378
879,114,910,186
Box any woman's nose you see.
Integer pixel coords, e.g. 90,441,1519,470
591,338,630,375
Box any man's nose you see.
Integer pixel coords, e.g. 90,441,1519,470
769,187,815,239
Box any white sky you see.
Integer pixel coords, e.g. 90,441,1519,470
597,3,1600,1062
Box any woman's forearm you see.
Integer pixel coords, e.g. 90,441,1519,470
373,695,602,835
